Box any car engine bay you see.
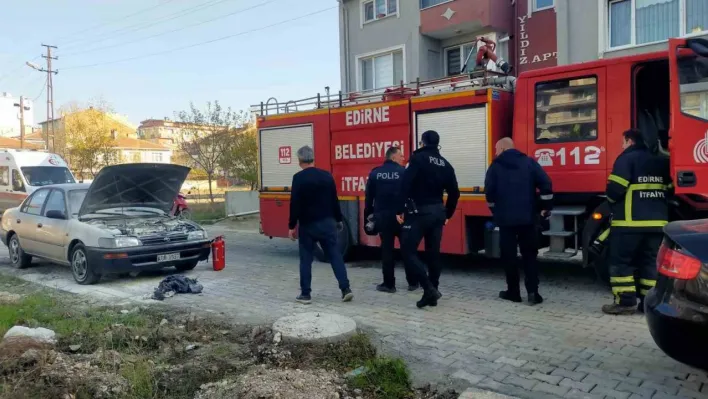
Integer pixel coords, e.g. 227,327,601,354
86,217,200,238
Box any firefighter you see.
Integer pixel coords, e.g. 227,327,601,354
397,130,460,308
475,37,511,74
484,137,552,305
602,128,672,315
364,146,419,293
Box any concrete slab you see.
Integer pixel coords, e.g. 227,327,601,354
272,312,356,344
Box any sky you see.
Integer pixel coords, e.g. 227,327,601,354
0,0,341,125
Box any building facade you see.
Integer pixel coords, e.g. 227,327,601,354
0,93,34,138
338,0,708,92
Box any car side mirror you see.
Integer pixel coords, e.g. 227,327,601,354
46,210,66,220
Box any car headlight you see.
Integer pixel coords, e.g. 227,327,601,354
188,230,206,240
98,237,141,248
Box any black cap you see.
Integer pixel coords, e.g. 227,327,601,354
421,130,440,147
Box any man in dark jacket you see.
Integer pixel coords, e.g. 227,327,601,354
485,138,553,305
398,130,460,308
365,146,418,293
602,129,672,315
288,145,353,305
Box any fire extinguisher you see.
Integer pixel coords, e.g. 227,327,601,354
212,236,225,271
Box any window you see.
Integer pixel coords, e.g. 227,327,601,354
21,167,75,187
535,76,598,142
0,166,9,186
22,189,49,216
421,0,449,9
679,56,708,121
445,43,477,76
12,169,25,192
608,0,708,49
534,0,554,11
359,48,404,91
43,189,66,217
68,189,88,217
363,0,397,23
152,152,163,162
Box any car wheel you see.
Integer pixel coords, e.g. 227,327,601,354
71,244,101,285
175,260,199,272
8,234,32,269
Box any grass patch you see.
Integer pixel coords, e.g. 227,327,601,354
189,202,225,223
352,357,412,399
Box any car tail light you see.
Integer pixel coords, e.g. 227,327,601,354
657,242,703,280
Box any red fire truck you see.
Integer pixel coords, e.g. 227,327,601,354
253,37,708,279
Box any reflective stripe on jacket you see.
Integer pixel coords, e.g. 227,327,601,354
606,145,672,232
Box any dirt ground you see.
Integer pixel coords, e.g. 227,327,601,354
0,275,458,399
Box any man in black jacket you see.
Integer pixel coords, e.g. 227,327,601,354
398,130,460,308
602,129,672,315
485,138,553,305
365,146,418,293
288,145,353,305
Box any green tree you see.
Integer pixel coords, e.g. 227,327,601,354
220,123,258,190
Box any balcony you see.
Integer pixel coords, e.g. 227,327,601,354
420,0,512,40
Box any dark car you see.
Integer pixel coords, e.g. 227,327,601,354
645,218,708,370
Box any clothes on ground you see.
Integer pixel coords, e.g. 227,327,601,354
484,149,553,227
398,146,460,219
288,167,342,230
606,144,672,232
608,232,661,306
297,217,350,296
152,275,203,301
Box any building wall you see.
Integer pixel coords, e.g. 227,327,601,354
514,0,558,74
0,94,34,138
119,149,172,164
339,0,421,93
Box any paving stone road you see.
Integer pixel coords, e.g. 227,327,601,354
1,223,706,399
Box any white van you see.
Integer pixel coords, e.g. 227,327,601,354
0,150,76,212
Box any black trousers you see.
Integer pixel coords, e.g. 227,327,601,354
377,212,417,288
499,224,539,295
608,231,662,306
401,205,446,293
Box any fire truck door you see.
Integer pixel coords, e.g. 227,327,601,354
669,37,708,193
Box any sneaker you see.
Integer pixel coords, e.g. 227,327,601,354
499,290,522,303
341,288,354,302
416,289,442,309
407,284,420,292
296,294,312,304
528,293,544,305
376,284,396,294
601,303,636,315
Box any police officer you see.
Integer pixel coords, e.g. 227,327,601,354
364,146,419,293
397,130,460,308
603,128,672,315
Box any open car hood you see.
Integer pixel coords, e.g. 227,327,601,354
78,163,190,217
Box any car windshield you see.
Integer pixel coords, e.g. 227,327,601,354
68,189,87,217
21,166,75,187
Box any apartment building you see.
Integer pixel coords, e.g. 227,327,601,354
0,93,34,138
338,0,708,93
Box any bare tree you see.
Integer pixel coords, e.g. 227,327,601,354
220,122,259,190
176,101,247,202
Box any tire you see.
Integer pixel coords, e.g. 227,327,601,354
175,260,199,272
8,234,32,269
178,209,192,220
313,221,351,263
71,244,101,285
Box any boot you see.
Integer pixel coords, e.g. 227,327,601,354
602,303,636,315
416,288,442,309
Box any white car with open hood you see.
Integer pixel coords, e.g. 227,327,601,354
0,163,211,284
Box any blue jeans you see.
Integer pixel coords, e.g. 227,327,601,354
298,218,350,295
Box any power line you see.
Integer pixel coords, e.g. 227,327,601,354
62,6,337,71
0,56,41,84
62,0,280,57
33,76,47,101
60,0,236,50
56,0,180,43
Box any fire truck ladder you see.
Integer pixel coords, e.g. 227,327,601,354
541,205,586,259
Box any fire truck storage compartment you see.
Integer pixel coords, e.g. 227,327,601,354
260,194,290,238
259,124,313,188
415,106,488,188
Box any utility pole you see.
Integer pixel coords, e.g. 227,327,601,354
40,44,58,152
13,97,28,149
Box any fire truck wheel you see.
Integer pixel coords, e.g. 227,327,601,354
313,221,352,263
